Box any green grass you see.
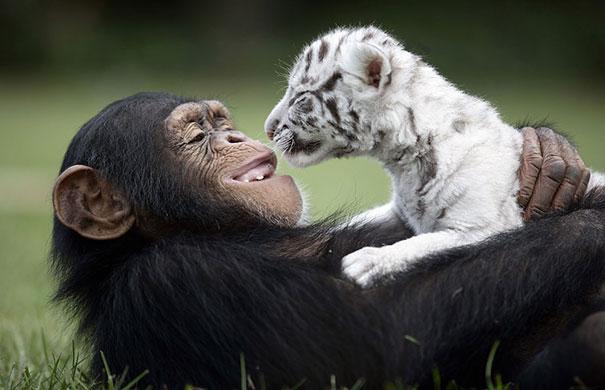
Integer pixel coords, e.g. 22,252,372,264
0,334,508,390
0,71,603,388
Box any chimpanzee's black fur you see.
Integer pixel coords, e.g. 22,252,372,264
51,92,605,389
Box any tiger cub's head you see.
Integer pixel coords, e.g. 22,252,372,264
265,26,419,167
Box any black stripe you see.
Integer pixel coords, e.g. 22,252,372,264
288,92,306,108
327,120,355,141
336,35,346,55
325,98,340,124
318,39,329,61
437,208,447,220
384,73,392,87
417,135,437,195
349,109,359,124
416,199,426,217
299,99,313,113
320,72,342,92
407,107,417,138
304,48,313,73
288,113,302,126
289,133,322,154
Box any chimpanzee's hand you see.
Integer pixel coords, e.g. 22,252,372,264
518,127,590,221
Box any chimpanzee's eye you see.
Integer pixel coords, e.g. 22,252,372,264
187,131,206,144
184,122,207,144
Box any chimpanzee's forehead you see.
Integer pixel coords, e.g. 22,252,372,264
164,102,209,135
164,100,232,134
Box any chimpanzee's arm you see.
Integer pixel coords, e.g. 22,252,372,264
385,189,605,386
317,213,414,274
93,192,605,389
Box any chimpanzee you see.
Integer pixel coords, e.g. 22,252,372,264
50,92,605,389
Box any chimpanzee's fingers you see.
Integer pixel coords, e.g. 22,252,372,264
548,129,586,211
518,127,543,209
551,164,582,211
524,129,566,220
574,169,591,204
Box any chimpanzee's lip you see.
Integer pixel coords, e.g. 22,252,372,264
230,151,278,183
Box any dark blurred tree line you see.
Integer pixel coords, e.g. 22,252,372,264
1,0,603,81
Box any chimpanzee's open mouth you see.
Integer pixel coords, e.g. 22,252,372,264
231,151,277,183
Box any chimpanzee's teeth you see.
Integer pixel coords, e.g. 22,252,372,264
234,158,276,182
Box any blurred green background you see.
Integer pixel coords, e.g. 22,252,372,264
0,0,604,377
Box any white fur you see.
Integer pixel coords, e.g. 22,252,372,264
265,26,600,287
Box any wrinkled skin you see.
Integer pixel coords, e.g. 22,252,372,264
518,127,591,220
163,100,303,227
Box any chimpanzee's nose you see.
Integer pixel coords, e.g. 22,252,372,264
212,130,250,145
225,131,247,143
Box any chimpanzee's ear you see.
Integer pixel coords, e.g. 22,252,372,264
52,165,135,240
341,42,392,89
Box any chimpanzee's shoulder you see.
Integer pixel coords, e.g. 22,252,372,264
125,232,278,280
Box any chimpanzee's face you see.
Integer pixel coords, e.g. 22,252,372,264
163,101,304,227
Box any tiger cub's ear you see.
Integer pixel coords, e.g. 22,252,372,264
341,42,392,89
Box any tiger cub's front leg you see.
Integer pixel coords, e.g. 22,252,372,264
342,230,488,287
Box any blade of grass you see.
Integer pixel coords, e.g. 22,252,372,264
485,341,500,390
100,351,114,390
240,353,247,390
350,378,366,390
121,370,149,390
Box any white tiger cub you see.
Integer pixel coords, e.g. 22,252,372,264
265,26,603,287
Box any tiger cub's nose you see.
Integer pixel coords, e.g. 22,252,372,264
265,119,280,140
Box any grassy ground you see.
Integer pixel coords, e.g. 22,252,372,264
0,72,603,388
